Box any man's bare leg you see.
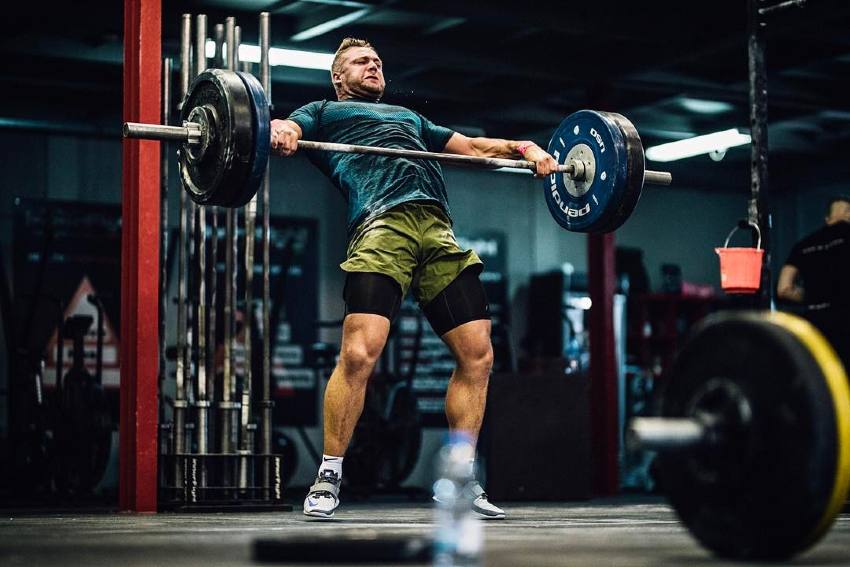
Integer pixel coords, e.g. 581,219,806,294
323,313,391,455
441,318,494,442
440,318,504,518
304,313,389,518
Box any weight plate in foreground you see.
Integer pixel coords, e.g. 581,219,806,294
657,312,850,560
254,533,431,563
544,110,628,233
596,112,645,232
179,69,254,207
233,71,271,208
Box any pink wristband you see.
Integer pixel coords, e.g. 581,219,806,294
517,142,534,157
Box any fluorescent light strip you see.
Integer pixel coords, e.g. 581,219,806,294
205,40,334,70
301,0,371,7
646,129,752,162
290,8,372,42
679,98,734,115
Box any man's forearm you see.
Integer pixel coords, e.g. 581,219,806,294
777,285,804,303
442,132,558,176
468,137,537,159
776,265,803,303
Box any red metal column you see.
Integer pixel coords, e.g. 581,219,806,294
120,0,161,512
588,232,619,495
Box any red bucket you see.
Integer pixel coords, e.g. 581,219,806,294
715,222,764,294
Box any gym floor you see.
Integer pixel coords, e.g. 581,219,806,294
2,497,849,566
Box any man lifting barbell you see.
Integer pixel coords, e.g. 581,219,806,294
270,38,560,520
123,32,673,521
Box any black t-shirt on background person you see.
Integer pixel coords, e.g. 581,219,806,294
785,221,850,310
784,221,850,366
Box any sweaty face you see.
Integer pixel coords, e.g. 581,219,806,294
826,201,850,225
332,47,385,101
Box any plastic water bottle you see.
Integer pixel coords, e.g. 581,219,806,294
432,431,482,567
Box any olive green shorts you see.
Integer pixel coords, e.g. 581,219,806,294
340,202,483,305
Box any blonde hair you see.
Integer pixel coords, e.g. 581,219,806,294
331,37,375,75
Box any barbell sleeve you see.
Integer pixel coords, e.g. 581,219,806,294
626,417,707,451
123,121,673,185
124,122,195,142
644,170,672,186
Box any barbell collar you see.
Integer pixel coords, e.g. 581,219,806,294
569,159,587,181
626,417,707,451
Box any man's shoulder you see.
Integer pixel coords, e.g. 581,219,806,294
831,220,850,235
809,222,850,240
796,222,850,251
289,100,327,116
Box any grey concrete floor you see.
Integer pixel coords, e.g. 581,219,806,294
1,499,849,566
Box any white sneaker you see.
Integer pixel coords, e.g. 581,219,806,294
433,481,506,520
303,470,341,519
468,482,506,519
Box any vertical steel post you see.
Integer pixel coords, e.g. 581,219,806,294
748,0,773,308
207,207,218,427
235,19,254,492
179,14,192,101
258,10,274,498
228,21,242,475
220,16,238,459
208,23,223,438
193,14,210,489
173,12,192,491
234,26,241,68
158,57,171,431
214,24,225,69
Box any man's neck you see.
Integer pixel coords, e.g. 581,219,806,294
338,95,378,102
337,90,381,103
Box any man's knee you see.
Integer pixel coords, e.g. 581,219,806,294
337,313,389,378
339,340,383,378
455,339,494,377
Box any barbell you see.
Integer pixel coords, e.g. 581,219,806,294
627,311,850,560
123,68,672,233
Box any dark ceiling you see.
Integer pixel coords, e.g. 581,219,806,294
2,0,849,184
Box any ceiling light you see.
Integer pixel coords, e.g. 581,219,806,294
679,98,734,114
646,129,751,162
290,8,372,42
205,40,334,70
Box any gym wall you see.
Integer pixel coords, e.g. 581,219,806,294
0,128,831,455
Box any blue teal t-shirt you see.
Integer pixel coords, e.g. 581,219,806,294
287,98,456,235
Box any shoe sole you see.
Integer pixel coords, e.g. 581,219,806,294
474,509,506,520
433,496,506,520
303,509,336,519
